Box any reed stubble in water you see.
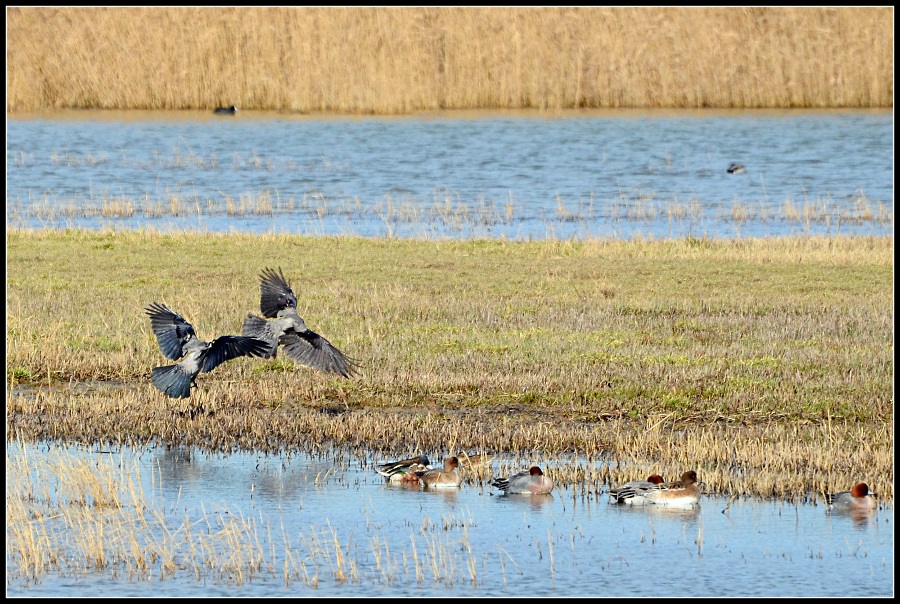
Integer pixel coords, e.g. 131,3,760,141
6,7,893,112
7,182,894,233
5,444,385,587
5,229,894,501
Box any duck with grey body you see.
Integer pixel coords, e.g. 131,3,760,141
491,466,554,495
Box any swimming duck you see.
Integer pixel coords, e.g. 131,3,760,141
416,457,462,489
613,471,702,508
727,163,746,174
826,483,878,511
376,455,432,484
608,474,665,504
640,470,703,507
491,466,554,495
214,105,238,115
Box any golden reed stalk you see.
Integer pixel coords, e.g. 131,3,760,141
6,7,893,113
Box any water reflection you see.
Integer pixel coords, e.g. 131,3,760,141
151,444,197,480
828,506,878,530
641,504,701,520
493,492,555,510
609,500,701,524
420,487,460,504
250,459,311,503
382,480,424,492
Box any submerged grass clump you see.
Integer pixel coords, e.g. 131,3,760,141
5,229,894,501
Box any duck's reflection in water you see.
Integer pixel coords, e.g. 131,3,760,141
828,506,878,530
492,492,555,510
152,445,202,492
610,500,701,531
421,486,460,505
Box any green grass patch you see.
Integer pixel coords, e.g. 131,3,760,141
6,229,893,430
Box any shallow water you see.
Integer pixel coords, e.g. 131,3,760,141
6,109,893,240
6,441,893,597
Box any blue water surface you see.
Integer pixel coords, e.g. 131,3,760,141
6,441,893,597
6,109,893,239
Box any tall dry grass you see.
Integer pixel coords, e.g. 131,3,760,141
6,7,893,113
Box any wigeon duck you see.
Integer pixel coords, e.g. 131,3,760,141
376,455,432,484
614,471,702,508
241,267,360,377
608,474,665,504
491,466,554,495
416,457,462,489
145,303,270,399
214,105,238,115
727,162,746,174
641,470,703,507
826,483,878,511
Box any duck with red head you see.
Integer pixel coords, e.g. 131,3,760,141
641,470,703,508
491,466,554,495
826,482,878,511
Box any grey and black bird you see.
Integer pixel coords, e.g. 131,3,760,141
145,302,270,398
241,267,359,378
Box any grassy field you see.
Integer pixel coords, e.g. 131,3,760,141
6,229,894,500
6,7,893,112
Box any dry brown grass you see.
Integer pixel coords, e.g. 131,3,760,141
6,7,893,113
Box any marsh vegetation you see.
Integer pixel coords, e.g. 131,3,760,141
8,184,893,236
6,7,893,595
7,230,893,503
7,7,892,113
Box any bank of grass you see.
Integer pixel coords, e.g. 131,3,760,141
7,7,893,113
6,229,894,500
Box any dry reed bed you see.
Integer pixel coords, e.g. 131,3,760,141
7,7,893,113
6,229,893,501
